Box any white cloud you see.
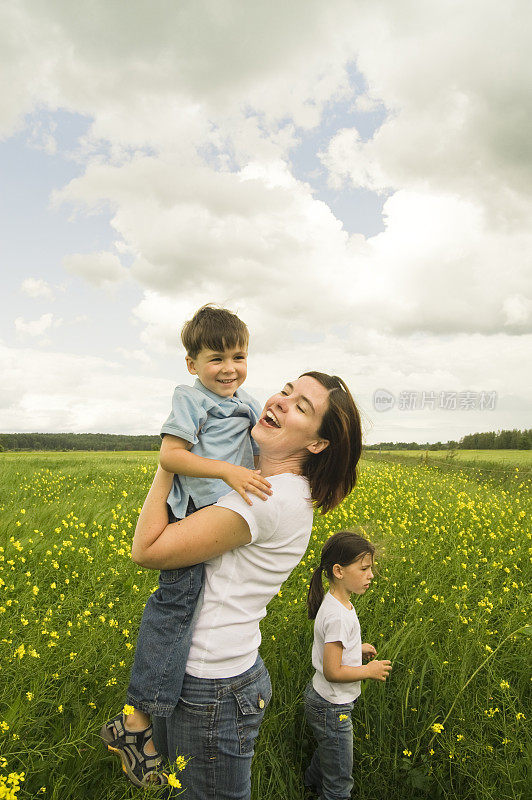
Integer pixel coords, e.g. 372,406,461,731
57,157,350,334
320,2,532,222
1,1,531,441
14,313,62,338
26,116,57,154
502,295,532,328
337,190,532,335
0,341,175,434
21,278,54,299
0,0,354,143
115,347,152,366
1,328,530,442
62,251,129,286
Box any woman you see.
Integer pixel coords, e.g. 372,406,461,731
130,372,362,799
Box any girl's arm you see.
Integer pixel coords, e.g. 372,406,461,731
160,434,271,505
323,642,392,683
131,466,252,569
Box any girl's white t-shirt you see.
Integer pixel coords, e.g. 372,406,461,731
186,473,313,679
312,591,362,704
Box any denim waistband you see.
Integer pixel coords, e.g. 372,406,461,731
181,655,265,701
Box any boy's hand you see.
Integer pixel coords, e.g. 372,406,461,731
219,464,273,505
364,659,392,682
362,643,377,661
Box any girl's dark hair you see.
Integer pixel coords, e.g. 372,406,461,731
307,530,375,619
181,304,249,358
300,372,362,514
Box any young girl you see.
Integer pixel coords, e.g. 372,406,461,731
304,530,392,800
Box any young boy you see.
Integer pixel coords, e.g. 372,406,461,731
101,305,271,789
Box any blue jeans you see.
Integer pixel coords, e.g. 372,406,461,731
152,655,272,800
303,682,356,800
126,502,204,716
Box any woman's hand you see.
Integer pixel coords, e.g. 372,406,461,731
219,464,272,505
362,643,377,662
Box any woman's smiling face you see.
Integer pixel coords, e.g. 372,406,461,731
252,375,330,459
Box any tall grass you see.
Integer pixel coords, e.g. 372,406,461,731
0,453,530,799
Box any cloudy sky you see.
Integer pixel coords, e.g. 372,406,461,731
1,0,530,444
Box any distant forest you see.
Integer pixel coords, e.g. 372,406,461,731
365,428,532,451
0,433,160,452
0,428,530,452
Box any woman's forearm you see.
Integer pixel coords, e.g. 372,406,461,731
131,466,174,563
131,467,252,569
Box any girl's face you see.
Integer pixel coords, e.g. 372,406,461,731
252,375,330,459
335,553,374,595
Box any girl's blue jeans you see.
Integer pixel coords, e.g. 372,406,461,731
303,682,356,800
152,655,272,800
126,502,204,717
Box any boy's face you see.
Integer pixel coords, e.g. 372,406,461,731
186,345,248,397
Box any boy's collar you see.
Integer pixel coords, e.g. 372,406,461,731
194,378,241,404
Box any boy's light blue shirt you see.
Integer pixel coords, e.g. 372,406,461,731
161,378,262,518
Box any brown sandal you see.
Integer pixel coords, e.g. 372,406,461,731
100,713,169,788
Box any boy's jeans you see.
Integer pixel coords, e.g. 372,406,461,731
303,682,356,800
152,655,272,800
126,501,204,716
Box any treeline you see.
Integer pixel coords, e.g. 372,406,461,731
365,428,532,451
0,433,161,452
1,428,530,453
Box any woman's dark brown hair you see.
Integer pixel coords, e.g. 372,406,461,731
307,530,375,619
300,371,362,514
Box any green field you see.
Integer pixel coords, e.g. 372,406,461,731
368,449,532,465
0,452,530,799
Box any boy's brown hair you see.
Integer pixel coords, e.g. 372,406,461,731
181,304,249,358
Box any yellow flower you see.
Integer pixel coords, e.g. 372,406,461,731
431,723,444,734
174,755,187,771
403,749,412,757
499,680,510,690
122,704,135,716
339,714,348,721
168,774,181,788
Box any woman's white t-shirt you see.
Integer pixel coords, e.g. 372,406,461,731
312,591,362,704
186,473,313,679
